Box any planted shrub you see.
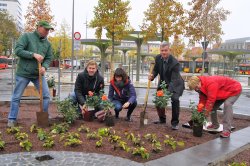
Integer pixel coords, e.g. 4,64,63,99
20,140,32,151
56,98,79,124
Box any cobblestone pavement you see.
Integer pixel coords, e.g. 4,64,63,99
0,151,143,166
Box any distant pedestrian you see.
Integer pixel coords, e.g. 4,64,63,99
108,68,137,121
188,75,242,138
148,41,184,130
8,20,54,127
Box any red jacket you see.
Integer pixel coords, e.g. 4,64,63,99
198,76,242,112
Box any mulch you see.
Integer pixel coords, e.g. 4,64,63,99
0,103,250,163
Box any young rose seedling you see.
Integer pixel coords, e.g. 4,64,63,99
6,126,21,134
108,135,121,143
50,123,69,134
229,162,247,166
144,133,158,143
15,132,28,141
132,146,150,159
43,136,55,148
0,134,4,150
67,132,80,139
98,128,111,137
64,138,82,147
115,140,130,152
96,137,103,148
19,139,32,151
62,132,82,147
164,135,185,150
152,141,162,153
37,128,49,141
0,140,5,150
30,124,38,133
77,125,90,133
87,132,99,140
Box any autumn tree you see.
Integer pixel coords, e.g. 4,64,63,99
186,0,230,45
170,35,185,59
0,11,19,55
89,0,132,76
141,0,187,42
24,0,55,32
49,20,71,59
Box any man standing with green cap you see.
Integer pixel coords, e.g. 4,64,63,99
7,20,54,127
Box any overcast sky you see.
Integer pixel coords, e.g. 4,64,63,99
21,0,250,43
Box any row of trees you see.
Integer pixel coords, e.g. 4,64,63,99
21,0,230,58
1,0,230,76
0,12,20,56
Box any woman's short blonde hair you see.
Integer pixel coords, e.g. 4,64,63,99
187,76,200,90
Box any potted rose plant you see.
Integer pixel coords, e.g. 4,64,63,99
152,81,172,111
100,94,115,126
84,91,101,121
190,102,207,137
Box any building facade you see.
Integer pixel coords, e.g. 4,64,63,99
219,37,250,63
0,0,23,32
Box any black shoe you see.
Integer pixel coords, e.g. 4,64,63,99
125,117,132,122
115,113,119,119
153,120,166,124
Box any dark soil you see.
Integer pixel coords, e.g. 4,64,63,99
0,103,250,163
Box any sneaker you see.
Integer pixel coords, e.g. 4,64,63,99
220,131,230,138
7,120,17,127
207,124,220,130
171,125,179,130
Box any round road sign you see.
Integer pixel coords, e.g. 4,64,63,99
74,32,81,40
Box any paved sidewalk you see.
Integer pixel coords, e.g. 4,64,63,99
0,151,143,166
0,127,249,166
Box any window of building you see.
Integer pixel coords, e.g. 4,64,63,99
0,3,7,6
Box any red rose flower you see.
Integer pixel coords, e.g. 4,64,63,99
156,90,164,97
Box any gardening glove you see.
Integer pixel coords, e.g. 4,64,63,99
122,102,130,109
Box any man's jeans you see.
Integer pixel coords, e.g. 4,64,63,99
8,75,50,120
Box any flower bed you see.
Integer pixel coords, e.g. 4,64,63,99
0,103,250,163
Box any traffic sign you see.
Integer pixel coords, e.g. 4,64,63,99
74,32,81,40
74,40,81,50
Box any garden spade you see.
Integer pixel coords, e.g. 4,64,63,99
36,63,49,127
140,62,155,128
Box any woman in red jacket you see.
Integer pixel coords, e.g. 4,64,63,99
188,76,242,138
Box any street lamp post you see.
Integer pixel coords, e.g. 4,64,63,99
71,0,75,82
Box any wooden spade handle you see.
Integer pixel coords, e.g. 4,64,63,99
143,62,155,112
38,63,43,112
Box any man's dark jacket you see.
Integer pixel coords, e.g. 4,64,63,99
74,69,104,105
152,54,184,97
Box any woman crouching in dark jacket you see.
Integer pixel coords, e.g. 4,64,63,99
108,68,137,121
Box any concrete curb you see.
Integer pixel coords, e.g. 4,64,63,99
209,143,250,166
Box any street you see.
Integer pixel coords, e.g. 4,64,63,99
1,68,250,115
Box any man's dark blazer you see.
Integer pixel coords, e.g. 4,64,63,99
152,54,185,97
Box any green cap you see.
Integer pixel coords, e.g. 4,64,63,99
37,20,54,30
